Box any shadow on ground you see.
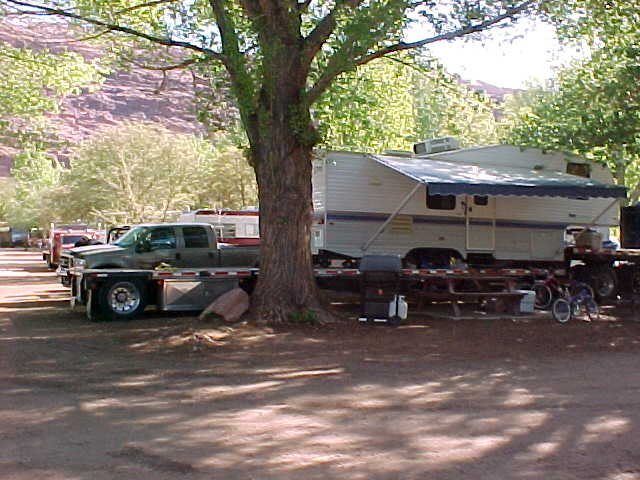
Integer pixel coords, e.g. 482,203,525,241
1,249,640,480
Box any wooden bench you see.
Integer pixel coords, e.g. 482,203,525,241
413,275,525,318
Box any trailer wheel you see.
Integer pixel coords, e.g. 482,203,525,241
98,279,147,320
590,266,617,301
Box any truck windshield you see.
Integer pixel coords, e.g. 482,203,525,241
112,227,147,247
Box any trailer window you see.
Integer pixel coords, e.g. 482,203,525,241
183,226,209,248
221,223,236,238
474,195,489,206
567,162,590,178
427,192,456,210
246,223,259,237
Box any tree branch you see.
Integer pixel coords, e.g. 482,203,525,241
114,0,180,15
130,57,199,71
4,0,223,59
354,0,536,66
297,0,313,12
209,0,259,142
302,0,362,70
306,0,535,104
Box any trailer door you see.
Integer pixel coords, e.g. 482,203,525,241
465,195,496,251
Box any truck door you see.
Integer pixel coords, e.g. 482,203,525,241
136,226,178,269
178,226,216,267
465,195,496,251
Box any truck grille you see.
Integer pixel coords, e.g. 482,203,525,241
59,254,71,269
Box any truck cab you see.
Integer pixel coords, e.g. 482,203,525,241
69,223,259,271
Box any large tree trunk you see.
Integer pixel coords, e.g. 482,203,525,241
243,30,324,324
250,134,323,323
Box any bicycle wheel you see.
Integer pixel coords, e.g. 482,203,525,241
570,299,581,318
551,298,572,323
583,297,600,322
534,283,553,309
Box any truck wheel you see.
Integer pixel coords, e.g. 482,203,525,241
591,266,617,301
98,279,147,320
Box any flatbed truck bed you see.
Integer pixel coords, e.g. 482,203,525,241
69,265,537,321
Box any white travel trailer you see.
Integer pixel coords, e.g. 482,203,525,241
178,209,260,245
311,140,626,267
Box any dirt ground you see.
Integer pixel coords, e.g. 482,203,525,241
1,249,640,480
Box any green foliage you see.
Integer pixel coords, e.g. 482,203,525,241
8,1,531,149
503,2,640,202
314,56,419,151
56,122,255,225
0,41,107,145
0,177,14,222
413,62,499,146
6,147,61,227
316,55,499,151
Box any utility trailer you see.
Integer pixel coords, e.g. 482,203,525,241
69,264,538,322
70,267,257,321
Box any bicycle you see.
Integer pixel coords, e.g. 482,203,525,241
533,274,565,309
551,281,599,323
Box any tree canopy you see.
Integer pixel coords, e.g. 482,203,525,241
316,55,499,152
53,122,256,225
504,1,640,202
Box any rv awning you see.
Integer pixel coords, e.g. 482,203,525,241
372,154,627,199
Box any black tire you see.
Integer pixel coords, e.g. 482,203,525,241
388,315,402,326
533,283,553,309
97,279,147,320
551,298,572,324
591,266,617,301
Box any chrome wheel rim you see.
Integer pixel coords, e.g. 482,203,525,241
108,283,140,314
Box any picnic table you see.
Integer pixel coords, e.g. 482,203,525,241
408,270,526,318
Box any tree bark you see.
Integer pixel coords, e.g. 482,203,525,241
250,137,323,323
242,18,324,324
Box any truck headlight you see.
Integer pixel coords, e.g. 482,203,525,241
74,258,87,268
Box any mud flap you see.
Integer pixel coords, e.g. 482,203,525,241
85,289,104,322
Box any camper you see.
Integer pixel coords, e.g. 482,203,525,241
178,209,260,246
311,139,626,268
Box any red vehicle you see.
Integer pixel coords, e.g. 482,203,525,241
43,225,103,269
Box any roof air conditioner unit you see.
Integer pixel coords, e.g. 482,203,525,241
413,137,460,156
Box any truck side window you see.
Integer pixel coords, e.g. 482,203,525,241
183,226,209,248
149,227,176,250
